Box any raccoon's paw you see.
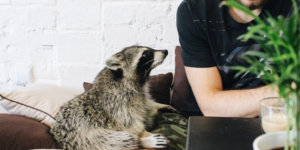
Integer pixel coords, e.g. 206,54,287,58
159,105,178,113
140,133,169,149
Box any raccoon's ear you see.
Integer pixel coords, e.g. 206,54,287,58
105,56,123,70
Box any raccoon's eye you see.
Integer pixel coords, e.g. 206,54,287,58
142,51,150,57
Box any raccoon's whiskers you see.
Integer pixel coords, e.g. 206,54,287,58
142,59,154,67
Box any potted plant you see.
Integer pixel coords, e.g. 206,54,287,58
221,0,299,149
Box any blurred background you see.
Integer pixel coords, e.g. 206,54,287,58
0,0,182,94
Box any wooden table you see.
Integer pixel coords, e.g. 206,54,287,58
186,117,261,150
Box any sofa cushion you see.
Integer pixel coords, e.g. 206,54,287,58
171,46,189,111
83,73,174,105
148,73,174,105
0,114,61,150
0,84,76,127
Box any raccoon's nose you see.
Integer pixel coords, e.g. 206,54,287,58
162,50,168,56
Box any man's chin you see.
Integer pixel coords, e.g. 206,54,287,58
237,0,268,10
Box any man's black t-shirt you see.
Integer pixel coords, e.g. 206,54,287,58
176,0,293,116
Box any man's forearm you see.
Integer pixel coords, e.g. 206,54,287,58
198,85,278,117
185,66,278,118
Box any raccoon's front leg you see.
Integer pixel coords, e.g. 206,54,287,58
149,102,178,118
145,101,178,129
154,103,178,113
139,130,169,149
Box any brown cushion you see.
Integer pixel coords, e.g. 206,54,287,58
0,114,61,150
148,73,173,105
83,82,93,91
171,46,189,111
83,73,173,105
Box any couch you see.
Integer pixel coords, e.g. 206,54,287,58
0,46,190,150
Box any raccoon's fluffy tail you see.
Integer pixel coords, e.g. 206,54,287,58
51,127,140,150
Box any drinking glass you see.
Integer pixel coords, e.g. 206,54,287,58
260,97,287,133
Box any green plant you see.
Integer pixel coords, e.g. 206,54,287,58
221,0,299,150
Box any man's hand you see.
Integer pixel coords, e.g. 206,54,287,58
185,66,278,117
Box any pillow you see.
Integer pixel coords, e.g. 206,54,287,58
83,82,93,91
148,73,174,105
0,83,76,127
171,46,189,111
83,73,174,105
0,105,8,114
0,114,61,150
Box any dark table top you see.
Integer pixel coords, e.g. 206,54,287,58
186,116,261,150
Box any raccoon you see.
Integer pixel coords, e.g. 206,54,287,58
50,46,177,150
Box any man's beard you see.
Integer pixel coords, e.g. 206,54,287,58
236,0,269,10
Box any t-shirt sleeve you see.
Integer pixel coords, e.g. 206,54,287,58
176,1,216,68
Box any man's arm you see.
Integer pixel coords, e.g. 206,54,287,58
185,66,278,118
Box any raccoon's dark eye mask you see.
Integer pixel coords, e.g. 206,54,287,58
142,51,152,58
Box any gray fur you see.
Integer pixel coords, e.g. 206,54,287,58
50,46,171,150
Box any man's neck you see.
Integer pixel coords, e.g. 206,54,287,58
228,7,262,23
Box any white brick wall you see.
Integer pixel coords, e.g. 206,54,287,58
0,0,181,93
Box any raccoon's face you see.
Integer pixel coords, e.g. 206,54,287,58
105,46,168,81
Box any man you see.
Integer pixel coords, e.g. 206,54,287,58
177,0,293,118
151,1,293,150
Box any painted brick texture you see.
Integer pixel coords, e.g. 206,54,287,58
0,0,181,93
